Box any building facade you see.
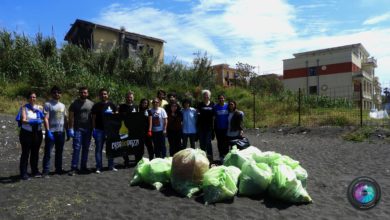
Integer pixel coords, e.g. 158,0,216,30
212,64,239,87
283,43,377,109
64,19,165,64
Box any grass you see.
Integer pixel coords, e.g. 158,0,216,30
342,126,376,142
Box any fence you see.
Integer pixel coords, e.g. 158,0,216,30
248,83,390,128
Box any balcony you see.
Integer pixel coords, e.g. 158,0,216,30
363,57,377,67
353,70,373,81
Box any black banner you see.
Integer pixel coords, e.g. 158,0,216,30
103,112,145,159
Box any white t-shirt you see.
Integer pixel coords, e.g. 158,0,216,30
150,107,167,132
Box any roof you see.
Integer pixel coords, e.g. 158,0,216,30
64,19,165,43
292,43,369,58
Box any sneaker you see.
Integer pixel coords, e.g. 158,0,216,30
95,170,101,174
21,174,30,181
68,170,76,176
42,172,50,178
32,172,42,178
110,168,118,172
55,169,66,175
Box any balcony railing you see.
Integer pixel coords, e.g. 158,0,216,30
353,70,373,81
364,57,377,67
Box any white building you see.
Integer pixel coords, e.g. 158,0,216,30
283,43,377,109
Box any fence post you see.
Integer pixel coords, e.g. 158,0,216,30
360,82,363,127
298,88,301,126
253,91,256,128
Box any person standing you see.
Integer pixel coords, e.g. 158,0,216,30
181,99,197,149
16,91,44,180
139,98,154,160
118,91,138,166
157,90,168,108
148,97,168,158
167,101,183,156
213,94,229,162
91,88,117,173
226,100,244,148
68,87,94,176
197,89,214,161
42,86,68,177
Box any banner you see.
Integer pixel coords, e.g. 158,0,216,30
103,112,145,159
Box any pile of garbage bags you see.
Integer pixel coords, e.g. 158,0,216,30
130,146,312,204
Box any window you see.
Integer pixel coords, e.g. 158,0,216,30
309,86,317,95
309,67,317,76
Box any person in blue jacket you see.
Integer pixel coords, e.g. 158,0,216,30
213,94,229,161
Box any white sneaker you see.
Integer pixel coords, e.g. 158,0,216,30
95,170,101,174
110,168,118,172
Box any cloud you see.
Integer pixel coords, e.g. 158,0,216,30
363,12,390,25
95,0,390,84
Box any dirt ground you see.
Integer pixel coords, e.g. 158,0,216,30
0,113,389,220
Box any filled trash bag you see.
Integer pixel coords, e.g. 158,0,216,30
202,166,241,205
171,148,210,198
238,161,273,196
293,165,308,188
252,151,282,165
130,157,172,190
268,164,312,203
223,146,261,169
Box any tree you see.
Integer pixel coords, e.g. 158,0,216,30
235,62,256,88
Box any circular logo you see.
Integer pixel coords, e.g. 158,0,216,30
347,176,381,210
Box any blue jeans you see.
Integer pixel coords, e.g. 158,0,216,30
42,131,65,173
93,129,114,170
152,131,166,158
71,128,92,171
199,129,213,160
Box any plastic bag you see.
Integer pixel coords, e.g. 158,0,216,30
293,165,308,188
171,148,210,198
238,162,273,196
252,151,282,165
202,166,241,204
223,146,261,169
268,164,312,203
130,157,172,190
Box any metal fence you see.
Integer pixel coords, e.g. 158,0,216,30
249,83,390,128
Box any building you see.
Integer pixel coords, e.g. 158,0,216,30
283,43,377,109
64,19,165,63
212,64,239,87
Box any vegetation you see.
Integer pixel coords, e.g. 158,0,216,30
1,30,388,128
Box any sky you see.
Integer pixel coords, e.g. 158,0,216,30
1,0,390,85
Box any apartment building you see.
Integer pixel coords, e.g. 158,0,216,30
283,43,377,109
212,64,239,87
64,19,165,64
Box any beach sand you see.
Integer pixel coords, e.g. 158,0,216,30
0,114,389,219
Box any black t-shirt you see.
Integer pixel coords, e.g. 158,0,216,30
91,101,117,130
197,101,214,129
118,103,138,114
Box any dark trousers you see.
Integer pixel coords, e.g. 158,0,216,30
215,129,228,160
19,129,42,176
42,131,65,173
182,133,196,149
152,131,166,158
199,129,213,161
167,130,182,156
144,135,154,160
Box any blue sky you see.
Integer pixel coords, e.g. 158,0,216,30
1,0,390,85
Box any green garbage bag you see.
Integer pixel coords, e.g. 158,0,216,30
223,146,261,169
130,157,172,190
272,155,300,169
238,161,273,196
202,166,241,204
252,151,282,165
171,148,210,198
293,165,308,188
268,164,312,203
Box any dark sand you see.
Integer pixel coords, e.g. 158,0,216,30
1,114,389,220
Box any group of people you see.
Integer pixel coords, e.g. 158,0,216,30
16,86,244,180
